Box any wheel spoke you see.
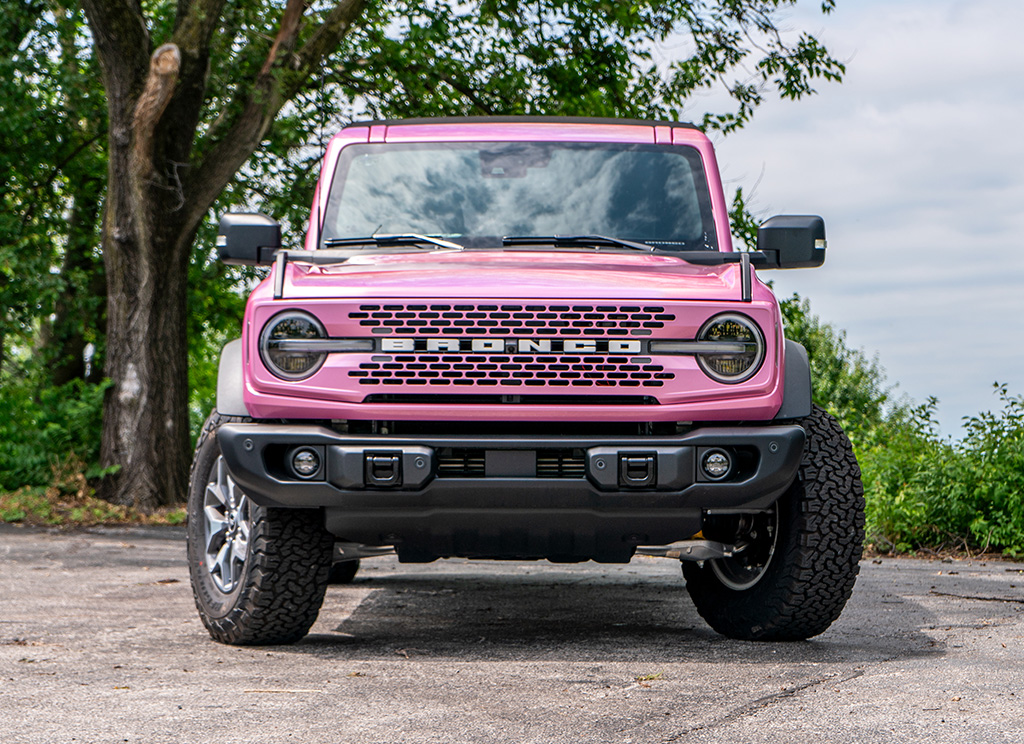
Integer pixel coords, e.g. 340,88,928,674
213,540,232,587
204,506,228,555
206,480,227,508
709,507,779,591
229,536,247,578
201,455,253,594
236,518,250,547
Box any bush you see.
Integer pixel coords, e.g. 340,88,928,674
859,386,1024,557
0,372,109,492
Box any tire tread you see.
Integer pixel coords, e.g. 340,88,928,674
187,411,334,646
684,405,865,640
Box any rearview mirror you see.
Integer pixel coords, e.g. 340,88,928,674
756,215,826,269
217,213,281,266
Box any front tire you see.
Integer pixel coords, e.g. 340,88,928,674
683,405,865,640
187,411,334,645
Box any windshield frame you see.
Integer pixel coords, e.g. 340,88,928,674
319,140,720,252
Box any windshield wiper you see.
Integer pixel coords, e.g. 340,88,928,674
502,234,773,268
502,234,657,252
324,233,464,250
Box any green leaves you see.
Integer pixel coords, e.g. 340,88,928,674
859,388,1024,557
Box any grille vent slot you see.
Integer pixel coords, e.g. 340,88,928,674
350,304,675,337
361,394,659,405
537,449,587,478
436,448,486,477
349,354,674,388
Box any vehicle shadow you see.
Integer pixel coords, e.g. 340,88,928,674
285,561,943,666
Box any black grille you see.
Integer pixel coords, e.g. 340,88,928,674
537,449,587,478
361,394,659,405
436,448,486,477
436,448,586,478
351,304,675,336
350,354,674,388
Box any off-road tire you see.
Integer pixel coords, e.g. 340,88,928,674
187,411,334,645
682,405,865,640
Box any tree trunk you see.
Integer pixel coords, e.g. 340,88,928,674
98,198,194,508
93,39,191,508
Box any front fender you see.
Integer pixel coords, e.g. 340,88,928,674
774,340,812,420
216,338,250,416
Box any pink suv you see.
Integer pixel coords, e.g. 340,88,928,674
187,118,864,645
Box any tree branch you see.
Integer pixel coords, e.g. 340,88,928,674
172,0,228,56
183,0,366,234
132,44,181,179
261,0,306,77
284,0,366,99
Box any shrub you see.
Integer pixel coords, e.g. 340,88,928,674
0,373,109,492
859,386,1024,557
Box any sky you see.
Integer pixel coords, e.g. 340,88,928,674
682,0,1024,436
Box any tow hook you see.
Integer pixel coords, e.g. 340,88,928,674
619,454,656,487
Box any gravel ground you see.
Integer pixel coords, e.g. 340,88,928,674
1,523,1022,743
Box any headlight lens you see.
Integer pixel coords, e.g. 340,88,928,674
259,311,328,380
696,313,765,383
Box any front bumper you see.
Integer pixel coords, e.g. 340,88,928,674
217,423,804,562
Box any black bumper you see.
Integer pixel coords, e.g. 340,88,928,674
217,423,804,562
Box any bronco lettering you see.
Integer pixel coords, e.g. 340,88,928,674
380,338,643,354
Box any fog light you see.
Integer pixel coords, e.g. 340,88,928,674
701,449,732,480
291,447,321,479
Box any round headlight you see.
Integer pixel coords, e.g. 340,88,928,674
259,311,328,380
696,313,765,383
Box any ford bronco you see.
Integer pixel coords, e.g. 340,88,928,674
187,117,865,645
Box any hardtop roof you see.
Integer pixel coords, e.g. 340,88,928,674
341,116,699,131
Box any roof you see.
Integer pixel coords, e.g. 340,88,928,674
342,116,699,131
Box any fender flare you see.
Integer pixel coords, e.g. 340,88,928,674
216,338,250,417
774,340,812,420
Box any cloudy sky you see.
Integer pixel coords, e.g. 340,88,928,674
692,0,1024,435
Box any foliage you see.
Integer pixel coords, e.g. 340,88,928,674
777,296,1024,557
0,484,186,527
860,387,1024,557
0,366,109,493
0,2,107,380
14,2,1022,555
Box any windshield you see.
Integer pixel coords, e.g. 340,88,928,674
321,141,717,251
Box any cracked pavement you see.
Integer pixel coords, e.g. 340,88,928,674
2,524,1023,743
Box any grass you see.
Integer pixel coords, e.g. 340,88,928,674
0,489,186,528
0,456,185,528
0,485,186,527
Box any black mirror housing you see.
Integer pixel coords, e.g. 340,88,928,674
217,213,281,266
756,215,826,269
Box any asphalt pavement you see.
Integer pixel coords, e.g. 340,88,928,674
1,523,1022,743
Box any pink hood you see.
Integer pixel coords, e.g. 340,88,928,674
274,250,762,303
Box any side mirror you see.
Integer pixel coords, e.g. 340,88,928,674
756,215,826,269
216,213,281,266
